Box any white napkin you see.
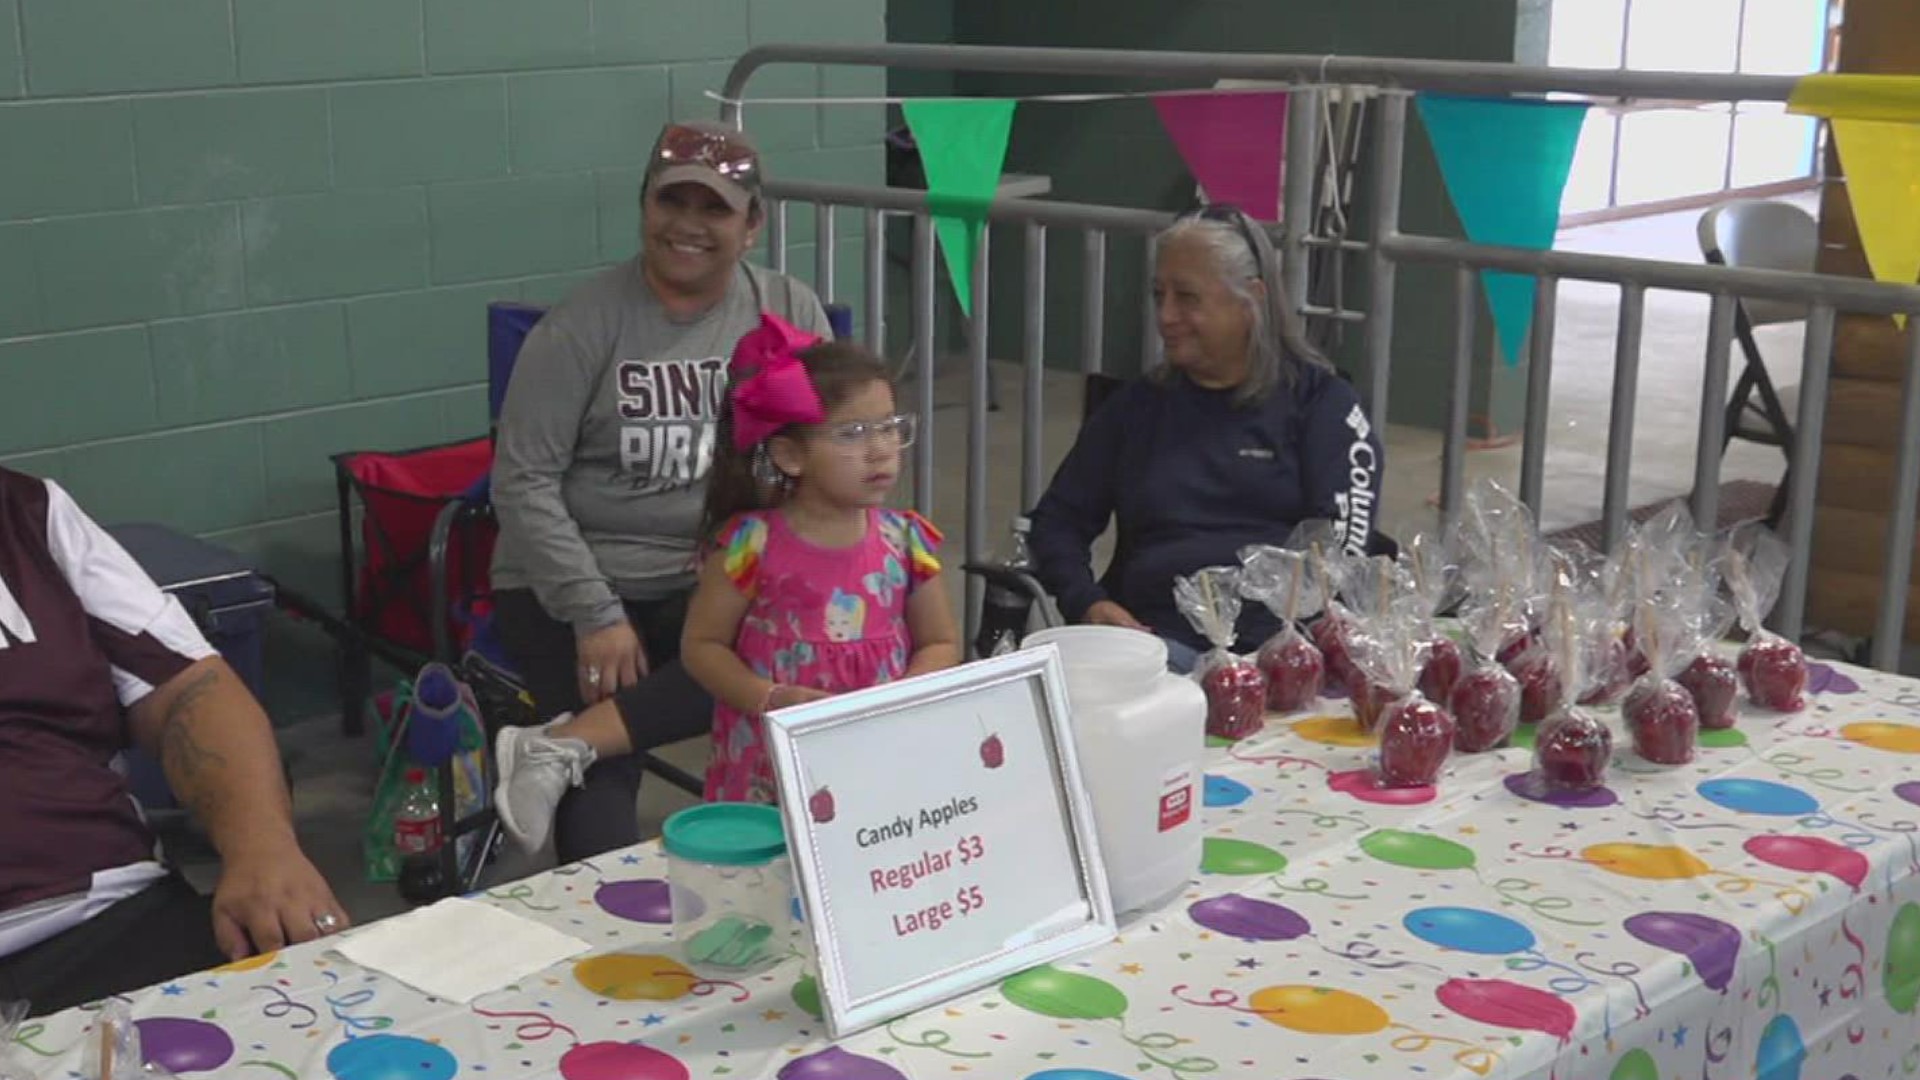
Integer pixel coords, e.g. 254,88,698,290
332,897,590,1004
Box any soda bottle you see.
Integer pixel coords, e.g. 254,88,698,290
394,767,447,905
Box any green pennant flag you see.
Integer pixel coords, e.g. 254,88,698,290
902,99,1017,317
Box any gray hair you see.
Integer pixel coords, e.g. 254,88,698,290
1150,208,1328,406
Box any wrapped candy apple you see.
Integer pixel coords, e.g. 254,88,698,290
1726,528,1805,712
1349,615,1453,787
1451,592,1527,752
1526,599,1615,792
1174,566,1267,741
1340,555,1417,731
1401,533,1466,703
1302,541,1363,692
1622,592,1705,765
1239,546,1327,713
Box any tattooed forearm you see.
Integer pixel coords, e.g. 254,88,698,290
159,669,232,821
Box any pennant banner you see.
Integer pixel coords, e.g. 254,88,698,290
1416,94,1589,367
1788,74,1920,123
901,99,1017,317
1830,118,1920,327
1153,90,1290,221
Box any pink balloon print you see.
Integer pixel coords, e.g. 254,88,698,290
1328,768,1435,805
1436,978,1576,1042
560,1041,690,1080
1744,834,1869,891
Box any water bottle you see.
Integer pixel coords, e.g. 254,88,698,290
976,517,1036,658
394,767,447,905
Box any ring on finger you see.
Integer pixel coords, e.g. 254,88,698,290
581,665,602,684
314,912,342,934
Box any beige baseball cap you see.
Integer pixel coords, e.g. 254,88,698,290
644,120,762,213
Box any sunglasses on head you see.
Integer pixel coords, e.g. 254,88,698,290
1178,203,1267,275
652,124,761,187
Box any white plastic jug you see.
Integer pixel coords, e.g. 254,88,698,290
1025,625,1205,916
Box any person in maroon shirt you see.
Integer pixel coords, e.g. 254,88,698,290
0,466,345,1016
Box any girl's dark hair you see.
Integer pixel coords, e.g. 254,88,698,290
701,338,895,542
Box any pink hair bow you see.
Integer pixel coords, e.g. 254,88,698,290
729,312,825,450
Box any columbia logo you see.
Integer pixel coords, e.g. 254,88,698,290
1239,447,1276,460
1345,404,1372,441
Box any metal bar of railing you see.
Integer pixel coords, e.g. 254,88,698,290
1775,304,1835,640
1022,223,1047,508
721,43,1806,111
1302,304,1370,323
1601,284,1647,553
1519,277,1559,514
1281,88,1319,316
1871,326,1920,669
1691,293,1736,528
911,214,936,518
863,208,884,355
768,200,787,274
965,226,992,646
816,203,835,301
1362,93,1407,426
1441,266,1476,531
1142,240,1161,369
1082,231,1107,374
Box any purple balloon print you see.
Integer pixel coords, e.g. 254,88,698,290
596,879,687,923
1504,772,1619,808
777,1046,909,1080
1624,911,1741,991
1896,781,1920,809
133,1018,234,1074
1187,894,1310,941
1805,663,1861,695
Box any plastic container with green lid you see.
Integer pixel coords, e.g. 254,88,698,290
663,803,792,973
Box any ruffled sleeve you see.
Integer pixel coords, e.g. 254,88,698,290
717,512,771,596
895,510,944,586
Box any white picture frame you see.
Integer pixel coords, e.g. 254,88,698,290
764,646,1117,1038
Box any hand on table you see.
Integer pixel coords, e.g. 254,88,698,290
212,841,350,960
577,621,648,704
1085,600,1148,632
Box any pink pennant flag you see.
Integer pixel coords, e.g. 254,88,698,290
1154,90,1290,221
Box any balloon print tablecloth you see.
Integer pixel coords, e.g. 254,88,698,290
20,653,1920,1080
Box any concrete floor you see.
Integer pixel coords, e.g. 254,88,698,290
194,197,1816,927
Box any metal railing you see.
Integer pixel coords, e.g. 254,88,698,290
720,44,1920,670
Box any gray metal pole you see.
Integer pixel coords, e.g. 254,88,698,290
816,203,835,302
769,200,788,275
966,226,992,648
1871,325,1920,670
1601,284,1647,554
1363,93,1407,427
1774,304,1834,640
1022,223,1047,509
1692,293,1736,529
1519,277,1559,515
1441,266,1476,531
1082,230,1107,374
1142,238,1161,370
863,208,884,355
1281,88,1320,317
911,214,936,518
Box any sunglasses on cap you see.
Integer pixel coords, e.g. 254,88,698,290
651,123,761,188
1176,203,1267,277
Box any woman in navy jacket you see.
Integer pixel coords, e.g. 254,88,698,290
1028,205,1384,670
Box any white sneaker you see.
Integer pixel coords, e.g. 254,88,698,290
494,718,596,855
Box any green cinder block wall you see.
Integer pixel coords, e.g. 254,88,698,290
0,0,884,718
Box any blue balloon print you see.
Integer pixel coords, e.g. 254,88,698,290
1697,778,1819,817
1203,774,1252,808
1755,1014,1805,1080
327,1035,458,1080
1403,907,1537,956
1025,1071,1132,1080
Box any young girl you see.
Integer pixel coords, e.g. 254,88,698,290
494,316,959,846
683,320,961,801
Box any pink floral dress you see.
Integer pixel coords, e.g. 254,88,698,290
704,507,943,803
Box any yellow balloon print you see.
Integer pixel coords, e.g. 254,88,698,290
1292,715,1374,748
1582,843,1711,880
1249,985,1391,1035
212,951,279,973
1841,722,1920,754
573,953,698,1001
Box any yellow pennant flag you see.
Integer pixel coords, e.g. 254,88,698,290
1831,117,1920,327
1788,74,1920,123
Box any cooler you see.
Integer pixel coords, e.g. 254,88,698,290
107,523,276,816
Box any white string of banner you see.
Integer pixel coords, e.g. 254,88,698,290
701,83,1416,109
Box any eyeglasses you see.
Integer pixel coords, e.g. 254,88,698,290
652,124,761,188
820,413,918,450
1178,203,1267,277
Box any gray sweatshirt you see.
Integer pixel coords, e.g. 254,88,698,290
490,257,830,631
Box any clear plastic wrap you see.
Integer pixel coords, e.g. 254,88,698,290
1623,590,1704,765
1175,566,1267,740
1727,527,1806,712
1451,591,1526,753
1402,533,1466,703
1239,546,1326,713
0,1001,37,1080
1526,595,1615,792
1349,610,1453,787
